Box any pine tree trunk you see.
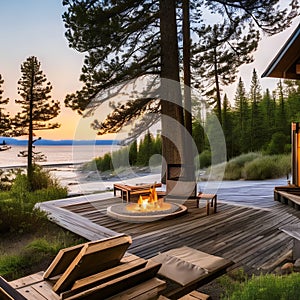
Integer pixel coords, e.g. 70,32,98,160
159,0,185,183
183,0,195,181
27,69,34,190
213,48,222,124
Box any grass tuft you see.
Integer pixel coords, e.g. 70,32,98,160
222,272,300,300
0,233,86,280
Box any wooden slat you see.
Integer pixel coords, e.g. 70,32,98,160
62,261,161,300
9,272,44,289
61,258,147,299
17,286,49,300
28,281,59,300
53,235,132,294
43,244,85,279
107,278,166,300
178,290,211,300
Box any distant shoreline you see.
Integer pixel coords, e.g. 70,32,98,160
0,137,121,146
1,161,84,169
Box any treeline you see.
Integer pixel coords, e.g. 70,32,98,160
86,69,299,173
194,69,300,162
84,132,162,172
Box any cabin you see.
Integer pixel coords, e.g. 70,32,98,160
262,23,300,80
262,22,300,207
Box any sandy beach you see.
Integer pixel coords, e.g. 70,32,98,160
48,164,162,196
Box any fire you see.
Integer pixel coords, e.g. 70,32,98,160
126,184,171,213
138,196,149,210
138,185,158,209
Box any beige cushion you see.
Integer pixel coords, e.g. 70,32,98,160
151,246,229,286
151,252,207,286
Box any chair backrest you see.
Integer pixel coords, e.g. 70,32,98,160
166,164,196,198
46,235,132,294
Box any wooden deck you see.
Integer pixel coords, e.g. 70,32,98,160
274,186,300,210
38,193,300,273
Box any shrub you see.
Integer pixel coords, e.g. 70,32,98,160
243,154,291,180
111,147,130,168
223,273,300,300
198,150,212,168
223,153,261,180
229,152,261,167
0,166,68,233
30,165,62,190
203,152,290,181
224,162,242,180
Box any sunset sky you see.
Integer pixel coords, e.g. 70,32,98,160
0,1,299,140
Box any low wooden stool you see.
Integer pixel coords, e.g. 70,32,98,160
197,193,217,215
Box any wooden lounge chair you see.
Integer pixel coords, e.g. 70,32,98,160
6,235,166,300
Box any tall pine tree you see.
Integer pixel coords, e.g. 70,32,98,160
249,69,264,151
260,88,276,148
193,23,258,123
222,94,234,159
275,80,289,136
0,74,10,136
14,56,60,187
285,79,300,123
233,77,250,154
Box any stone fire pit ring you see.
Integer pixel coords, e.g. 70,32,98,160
107,203,187,223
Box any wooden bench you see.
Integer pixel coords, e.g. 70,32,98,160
114,183,162,202
196,193,217,215
6,235,165,300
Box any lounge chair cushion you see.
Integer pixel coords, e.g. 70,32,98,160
151,246,229,286
151,253,207,286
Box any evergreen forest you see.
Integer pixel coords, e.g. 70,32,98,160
195,72,300,160
85,71,299,176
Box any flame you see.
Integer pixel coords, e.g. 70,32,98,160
127,183,171,213
135,184,160,211
138,195,149,210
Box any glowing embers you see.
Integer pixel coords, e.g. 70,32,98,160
126,185,171,213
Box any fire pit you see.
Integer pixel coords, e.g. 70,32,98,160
107,184,187,223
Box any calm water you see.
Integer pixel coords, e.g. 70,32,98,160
0,145,120,168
